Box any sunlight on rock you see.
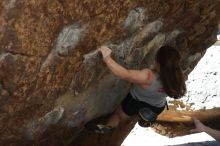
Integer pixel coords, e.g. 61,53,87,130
179,45,220,110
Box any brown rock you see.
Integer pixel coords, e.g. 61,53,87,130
0,0,220,145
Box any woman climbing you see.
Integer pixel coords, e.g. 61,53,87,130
87,45,186,133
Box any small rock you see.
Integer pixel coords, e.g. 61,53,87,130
161,129,166,135
156,124,165,131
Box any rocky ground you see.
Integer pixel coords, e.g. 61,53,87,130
122,124,219,146
122,42,220,146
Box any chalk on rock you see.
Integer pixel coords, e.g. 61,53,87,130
64,108,86,128
124,7,147,34
25,107,64,140
55,23,87,57
42,106,64,125
40,23,87,71
141,19,164,36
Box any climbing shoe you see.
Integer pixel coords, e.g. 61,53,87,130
138,108,158,127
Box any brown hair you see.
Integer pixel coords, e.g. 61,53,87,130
156,46,186,99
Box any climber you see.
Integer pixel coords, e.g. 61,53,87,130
191,118,220,142
86,45,186,133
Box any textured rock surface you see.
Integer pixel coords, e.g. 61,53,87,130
0,0,220,145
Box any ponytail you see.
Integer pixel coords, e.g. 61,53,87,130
156,46,186,99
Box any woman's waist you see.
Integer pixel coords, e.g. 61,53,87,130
130,91,167,107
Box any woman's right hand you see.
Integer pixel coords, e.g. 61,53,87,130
99,46,112,61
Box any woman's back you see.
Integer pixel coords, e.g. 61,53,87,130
130,72,167,108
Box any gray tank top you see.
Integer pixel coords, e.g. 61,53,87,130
130,73,167,107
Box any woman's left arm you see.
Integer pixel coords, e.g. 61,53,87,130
191,118,220,142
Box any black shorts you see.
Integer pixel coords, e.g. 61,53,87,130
121,93,165,117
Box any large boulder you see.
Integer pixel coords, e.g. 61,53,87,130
0,0,220,145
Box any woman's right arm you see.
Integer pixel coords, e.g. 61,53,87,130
99,46,153,85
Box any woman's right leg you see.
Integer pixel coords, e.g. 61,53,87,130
106,92,140,128
86,105,130,133
86,93,135,133
106,104,130,128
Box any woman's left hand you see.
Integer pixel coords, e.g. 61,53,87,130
190,118,206,133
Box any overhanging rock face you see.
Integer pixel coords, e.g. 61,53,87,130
0,0,220,145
